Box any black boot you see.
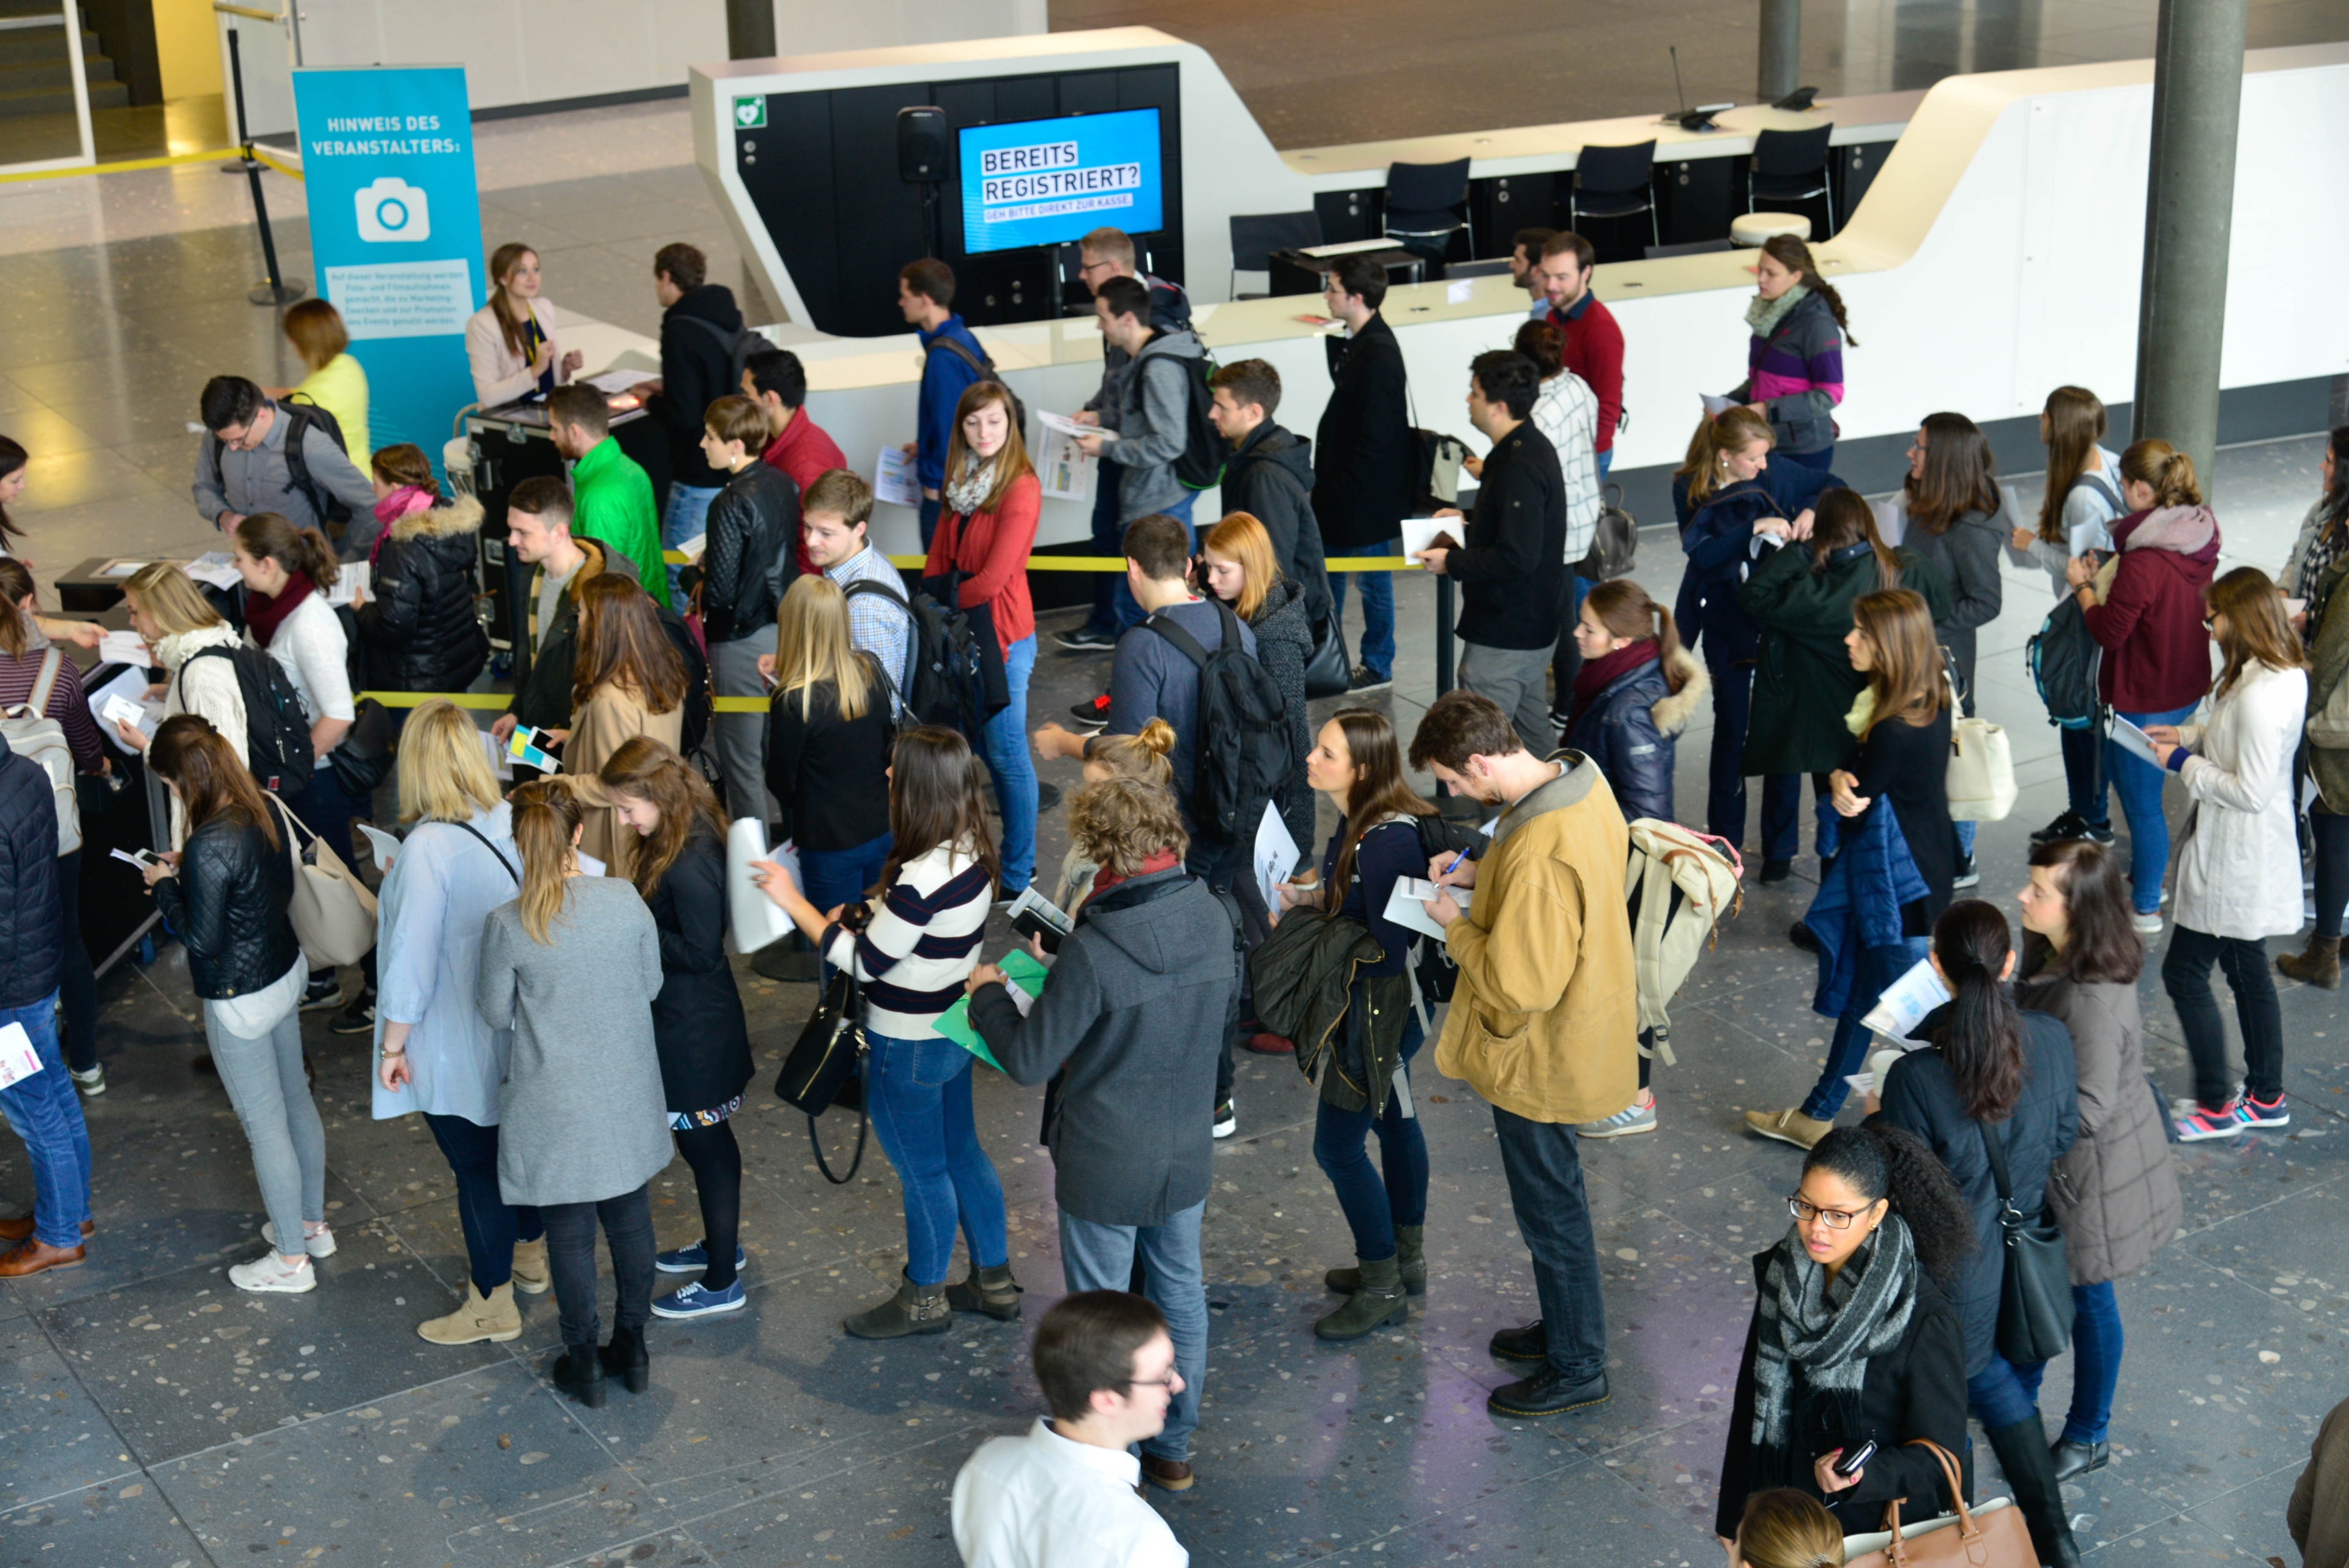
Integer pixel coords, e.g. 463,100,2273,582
1986,1418,2083,1568
598,1325,650,1393
548,1343,606,1408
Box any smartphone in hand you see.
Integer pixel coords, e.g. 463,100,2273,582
1833,1440,1877,1478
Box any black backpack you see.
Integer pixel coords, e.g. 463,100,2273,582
927,335,1029,446
209,400,354,527
1407,813,1486,1007
656,604,713,758
179,644,315,798
843,576,989,737
1171,352,1228,492
2027,590,2104,731
677,316,768,403
1144,600,1290,843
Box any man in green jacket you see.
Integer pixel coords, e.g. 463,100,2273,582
547,384,667,608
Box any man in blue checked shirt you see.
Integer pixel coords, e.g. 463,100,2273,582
765,469,911,720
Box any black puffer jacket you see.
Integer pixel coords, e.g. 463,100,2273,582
700,461,800,645
0,736,62,1009
153,811,299,1000
646,825,754,1113
1245,578,1316,855
356,495,490,694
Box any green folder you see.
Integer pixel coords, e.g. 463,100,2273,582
937,949,1051,1071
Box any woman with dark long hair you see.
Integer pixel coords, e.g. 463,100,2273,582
2148,568,2309,1139
1738,489,1950,886
1746,588,1953,1150
2289,427,2349,987
1716,1124,1972,1542
1726,233,1854,471
1272,709,1439,1340
751,726,1011,1339
562,574,687,882
1867,899,2081,1568
598,737,755,1321
1202,511,1315,856
2015,838,2180,1481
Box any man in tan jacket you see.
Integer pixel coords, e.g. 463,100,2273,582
1411,690,1636,1419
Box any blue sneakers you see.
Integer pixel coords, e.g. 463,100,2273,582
655,1240,748,1274
651,1279,746,1319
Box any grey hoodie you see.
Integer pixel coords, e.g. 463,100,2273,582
1105,327,1206,522
970,867,1236,1227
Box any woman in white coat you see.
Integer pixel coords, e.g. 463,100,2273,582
465,243,582,407
2147,566,2310,1140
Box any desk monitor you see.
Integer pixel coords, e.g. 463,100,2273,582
956,107,1165,256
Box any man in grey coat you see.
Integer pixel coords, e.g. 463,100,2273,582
193,375,377,560
1078,275,1206,548
966,776,1238,1495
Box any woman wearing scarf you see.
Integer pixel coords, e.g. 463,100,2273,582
1715,1124,1973,1545
1562,579,1706,824
1724,235,1854,472
353,444,489,706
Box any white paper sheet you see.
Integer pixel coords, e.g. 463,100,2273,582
1400,518,1463,560
477,727,513,781
1445,278,1475,305
2108,713,2165,769
581,368,650,395
577,851,607,878
1008,885,1074,937
356,822,403,875
98,559,146,578
325,562,370,608
1382,877,1451,942
725,818,798,954
97,630,151,667
0,1022,42,1090
1036,426,1098,503
183,552,242,590
1252,800,1302,913
108,846,158,872
1846,1045,1913,1102
87,665,160,756
1701,393,1740,417
875,445,922,508
1859,957,1951,1041
673,533,707,562
1035,410,1100,439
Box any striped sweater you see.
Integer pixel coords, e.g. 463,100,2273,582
1739,288,1844,456
822,841,993,1039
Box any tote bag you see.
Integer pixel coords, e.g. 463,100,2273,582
265,793,379,968
1842,1440,2032,1568
1947,716,2017,822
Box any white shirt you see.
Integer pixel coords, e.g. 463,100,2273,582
952,1419,1187,1568
248,592,355,767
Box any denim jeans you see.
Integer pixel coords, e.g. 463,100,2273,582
425,1112,543,1294
2314,811,2349,940
801,831,892,910
1966,1353,2041,1430
292,762,372,881
2108,700,2197,913
1490,1104,1608,1381
1954,818,1978,856
979,633,1038,891
662,483,719,598
1082,464,1126,636
2060,723,2109,826
1313,1014,1429,1260
1596,448,1614,480
1328,540,1398,678
2014,1279,2124,1445
1704,660,1807,860
1107,494,1199,633
2164,925,2283,1107
863,1030,1009,1285
541,1184,653,1347
919,494,941,551
1800,936,1929,1121
53,850,97,1075
0,992,91,1248
205,994,325,1254
1059,1199,1206,1462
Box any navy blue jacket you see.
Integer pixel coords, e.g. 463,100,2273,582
1564,647,1705,824
915,316,987,491
0,735,61,1009
1674,464,1849,666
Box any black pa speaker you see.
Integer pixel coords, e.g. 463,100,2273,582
897,106,947,184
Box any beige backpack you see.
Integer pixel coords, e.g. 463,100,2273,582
1622,819,1743,1068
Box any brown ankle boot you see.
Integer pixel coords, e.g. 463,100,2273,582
2278,935,2342,989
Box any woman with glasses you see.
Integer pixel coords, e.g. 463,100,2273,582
1866,899,2082,1568
1715,1124,1973,1546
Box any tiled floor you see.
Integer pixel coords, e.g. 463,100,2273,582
1,432,2340,1564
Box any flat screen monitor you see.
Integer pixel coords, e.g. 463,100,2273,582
956,107,1165,256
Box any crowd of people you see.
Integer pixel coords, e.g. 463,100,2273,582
0,220,2346,1568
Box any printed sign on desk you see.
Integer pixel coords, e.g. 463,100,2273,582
292,66,486,473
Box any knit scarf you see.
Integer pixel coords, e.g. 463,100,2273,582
1572,639,1657,711
368,485,431,565
1745,283,1810,336
2298,512,2349,636
943,457,998,519
1750,1213,1918,1487
243,573,313,648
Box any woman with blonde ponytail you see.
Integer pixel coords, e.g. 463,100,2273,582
476,778,669,1409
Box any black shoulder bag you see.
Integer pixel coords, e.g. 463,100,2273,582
1980,1118,2075,1363
774,965,869,1184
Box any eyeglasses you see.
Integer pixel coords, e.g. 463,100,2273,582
1787,1196,1870,1229
1125,1372,1181,1393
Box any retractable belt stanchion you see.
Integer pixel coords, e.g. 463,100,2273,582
217,8,308,307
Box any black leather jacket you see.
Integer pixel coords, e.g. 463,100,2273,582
700,463,801,644
0,737,62,1009
153,812,299,1000
356,494,491,693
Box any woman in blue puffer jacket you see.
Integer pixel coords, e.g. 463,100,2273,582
1673,407,1844,878
1564,579,1707,824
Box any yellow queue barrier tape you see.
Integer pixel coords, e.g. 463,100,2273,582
360,691,779,712
0,144,303,186
662,551,1419,570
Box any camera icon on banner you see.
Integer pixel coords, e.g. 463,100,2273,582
354,177,431,243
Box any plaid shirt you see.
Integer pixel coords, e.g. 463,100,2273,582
826,544,912,719
1532,369,1602,563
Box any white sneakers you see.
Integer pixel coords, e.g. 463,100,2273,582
259,1221,338,1258
229,1251,316,1293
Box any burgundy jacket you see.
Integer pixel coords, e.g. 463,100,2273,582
2084,505,2220,713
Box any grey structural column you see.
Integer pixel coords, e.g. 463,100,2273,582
2131,0,2249,480
1758,0,1801,103
726,0,776,61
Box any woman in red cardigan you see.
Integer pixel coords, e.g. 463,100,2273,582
926,381,1041,896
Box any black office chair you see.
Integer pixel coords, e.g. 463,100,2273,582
1228,210,1324,297
1748,123,1836,232
1381,158,1472,262
1568,140,1658,249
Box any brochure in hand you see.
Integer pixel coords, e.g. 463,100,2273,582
934,949,1051,1071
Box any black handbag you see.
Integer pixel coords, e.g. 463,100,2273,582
1302,612,1350,699
328,697,398,797
1980,1118,2074,1363
773,967,869,1184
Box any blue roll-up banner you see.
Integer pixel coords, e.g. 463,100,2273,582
291,65,484,474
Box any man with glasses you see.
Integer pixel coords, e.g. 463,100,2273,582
194,374,376,555
1409,688,1636,1419
952,1291,1190,1567
1056,227,1192,652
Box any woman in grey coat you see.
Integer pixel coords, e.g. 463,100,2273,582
1203,512,1316,862
477,778,669,1409
2016,838,2180,1483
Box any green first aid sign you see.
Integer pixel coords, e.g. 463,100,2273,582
733,96,766,129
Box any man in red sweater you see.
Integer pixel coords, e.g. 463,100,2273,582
1537,232,1624,477
743,346,845,575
